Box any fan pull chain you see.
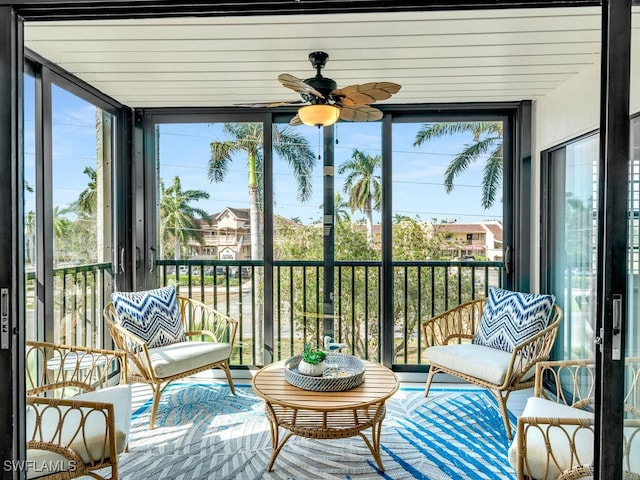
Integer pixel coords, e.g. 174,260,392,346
335,123,339,144
317,128,321,160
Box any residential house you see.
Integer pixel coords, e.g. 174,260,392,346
438,221,504,261
188,207,251,260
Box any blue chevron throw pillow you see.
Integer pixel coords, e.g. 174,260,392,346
473,287,555,353
111,285,187,349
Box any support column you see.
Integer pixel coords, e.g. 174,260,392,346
596,0,632,478
322,126,335,340
0,6,25,479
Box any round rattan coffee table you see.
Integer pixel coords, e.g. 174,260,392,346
251,359,399,472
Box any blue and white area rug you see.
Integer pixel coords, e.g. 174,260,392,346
117,383,516,480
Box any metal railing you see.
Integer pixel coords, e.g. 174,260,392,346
25,263,114,347
157,259,503,366
25,259,503,368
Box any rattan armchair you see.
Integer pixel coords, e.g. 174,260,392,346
26,341,131,480
422,297,562,440
104,294,238,429
509,358,640,480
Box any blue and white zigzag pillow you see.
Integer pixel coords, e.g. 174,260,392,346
473,287,555,353
112,285,186,349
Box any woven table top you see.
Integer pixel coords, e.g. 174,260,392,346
252,359,399,411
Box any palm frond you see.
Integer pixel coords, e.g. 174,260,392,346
443,136,500,193
208,141,236,183
413,121,501,146
273,126,316,202
481,146,503,209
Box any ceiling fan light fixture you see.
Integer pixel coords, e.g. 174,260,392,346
298,104,340,127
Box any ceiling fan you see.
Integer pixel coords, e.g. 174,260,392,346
241,51,401,127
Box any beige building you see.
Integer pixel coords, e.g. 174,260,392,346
437,221,503,261
188,207,251,260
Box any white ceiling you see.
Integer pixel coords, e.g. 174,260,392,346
23,6,608,108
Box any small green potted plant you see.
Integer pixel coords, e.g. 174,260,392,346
298,344,327,377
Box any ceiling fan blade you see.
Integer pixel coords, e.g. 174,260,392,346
289,113,303,126
235,100,307,108
278,73,324,99
333,82,401,106
339,105,383,122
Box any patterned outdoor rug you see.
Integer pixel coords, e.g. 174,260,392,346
116,383,516,480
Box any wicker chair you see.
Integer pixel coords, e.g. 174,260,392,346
104,294,238,429
26,341,131,480
508,358,640,480
422,296,562,440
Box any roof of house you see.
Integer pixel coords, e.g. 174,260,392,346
484,222,504,242
194,207,250,227
437,223,486,234
216,207,250,222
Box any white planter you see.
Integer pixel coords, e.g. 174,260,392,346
298,359,325,377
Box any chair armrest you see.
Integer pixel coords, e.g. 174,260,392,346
26,341,126,397
532,359,595,406
27,396,119,469
516,416,640,480
177,296,239,348
421,298,486,347
556,465,594,480
106,319,158,382
503,308,562,389
515,415,594,480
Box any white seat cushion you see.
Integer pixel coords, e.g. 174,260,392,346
507,396,594,480
145,341,231,378
27,384,132,478
74,384,132,449
25,450,74,479
427,343,534,385
624,421,640,474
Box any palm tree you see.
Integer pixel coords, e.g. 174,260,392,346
72,166,97,216
160,176,212,260
24,210,35,265
207,123,315,260
52,206,72,264
334,192,351,223
413,121,503,209
338,149,382,244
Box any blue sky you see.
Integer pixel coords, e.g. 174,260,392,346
23,79,503,226
159,121,502,225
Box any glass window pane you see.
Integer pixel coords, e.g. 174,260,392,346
272,122,322,360
156,122,265,364
24,73,36,342
51,84,114,346
392,120,504,365
548,134,599,360
626,8,640,478
334,122,383,360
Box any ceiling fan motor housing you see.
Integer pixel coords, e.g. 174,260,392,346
303,76,337,103
304,51,337,103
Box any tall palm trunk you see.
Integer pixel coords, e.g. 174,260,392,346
365,196,373,245
248,152,264,364
247,152,263,260
248,186,262,261
174,231,181,260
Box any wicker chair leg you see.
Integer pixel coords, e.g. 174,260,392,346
221,362,236,395
149,384,163,430
424,367,437,397
494,390,513,440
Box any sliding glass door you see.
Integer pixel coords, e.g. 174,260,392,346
542,133,599,360
622,4,640,476
23,62,118,348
